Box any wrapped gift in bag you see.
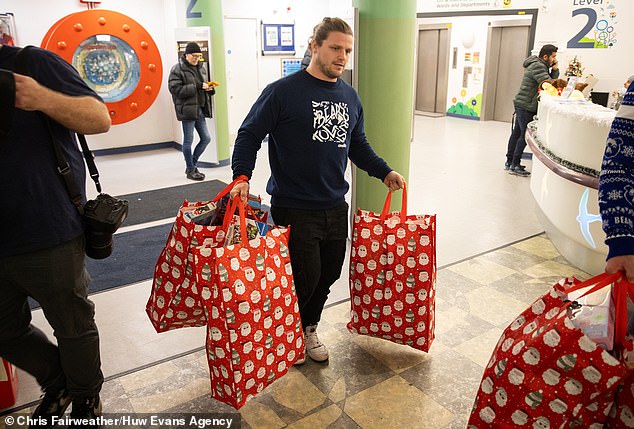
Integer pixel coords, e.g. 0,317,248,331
213,193,267,226
146,177,250,333
347,183,436,352
193,198,304,409
468,273,634,428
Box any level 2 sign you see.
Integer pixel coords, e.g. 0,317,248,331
567,0,618,48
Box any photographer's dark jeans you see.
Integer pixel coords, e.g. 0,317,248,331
0,235,103,397
181,108,211,170
505,106,535,166
271,203,348,328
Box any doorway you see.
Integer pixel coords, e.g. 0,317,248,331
415,25,450,116
224,17,260,142
482,20,531,122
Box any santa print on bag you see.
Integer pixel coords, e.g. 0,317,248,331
468,278,633,428
147,200,226,332
194,226,304,409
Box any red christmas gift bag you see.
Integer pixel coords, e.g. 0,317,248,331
146,177,247,333
468,273,634,428
193,199,304,409
0,358,18,409
347,184,436,352
607,373,634,428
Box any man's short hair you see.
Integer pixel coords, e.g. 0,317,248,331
311,17,353,47
538,44,558,58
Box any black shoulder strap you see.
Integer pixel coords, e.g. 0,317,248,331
15,46,103,214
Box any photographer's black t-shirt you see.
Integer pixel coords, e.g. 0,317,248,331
0,45,103,257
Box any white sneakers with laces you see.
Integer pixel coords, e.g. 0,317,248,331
304,324,329,362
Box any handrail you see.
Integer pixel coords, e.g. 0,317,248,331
525,128,599,190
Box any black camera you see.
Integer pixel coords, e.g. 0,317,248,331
83,193,129,259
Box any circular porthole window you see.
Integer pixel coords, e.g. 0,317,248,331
42,10,163,125
72,35,141,102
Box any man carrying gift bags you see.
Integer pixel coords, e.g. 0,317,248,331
230,17,405,363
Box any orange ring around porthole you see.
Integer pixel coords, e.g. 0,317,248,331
41,9,162,125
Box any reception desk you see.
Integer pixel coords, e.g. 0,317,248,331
526,95,616,274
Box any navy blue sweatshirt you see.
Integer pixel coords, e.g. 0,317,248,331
232,70,392,210
599,80,634,259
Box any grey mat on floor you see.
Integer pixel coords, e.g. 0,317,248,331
116,179,228,226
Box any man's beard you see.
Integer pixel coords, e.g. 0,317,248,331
317,58,342,80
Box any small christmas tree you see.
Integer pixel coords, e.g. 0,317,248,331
565,56,584,77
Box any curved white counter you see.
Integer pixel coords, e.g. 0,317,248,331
527,95,616,274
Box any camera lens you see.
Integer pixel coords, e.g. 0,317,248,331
85,230,113,259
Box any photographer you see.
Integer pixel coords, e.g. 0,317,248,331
0,43,110,427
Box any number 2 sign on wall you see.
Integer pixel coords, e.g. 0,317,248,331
187,0,202,19
567,1,618,49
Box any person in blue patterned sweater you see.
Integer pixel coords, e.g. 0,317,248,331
599,80,634,282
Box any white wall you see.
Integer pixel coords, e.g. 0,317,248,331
534,0,634,92
445,16,490,117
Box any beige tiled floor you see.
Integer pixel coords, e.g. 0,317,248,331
22,234,586,429
2,115,569,428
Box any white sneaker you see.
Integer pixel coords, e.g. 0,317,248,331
304,324,329,362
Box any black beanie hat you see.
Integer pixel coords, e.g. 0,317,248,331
185,42,202,55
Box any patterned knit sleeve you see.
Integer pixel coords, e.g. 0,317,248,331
598,81,634,259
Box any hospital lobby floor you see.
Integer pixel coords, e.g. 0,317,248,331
3,116,600,428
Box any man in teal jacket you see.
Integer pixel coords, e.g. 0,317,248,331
505,44,559,177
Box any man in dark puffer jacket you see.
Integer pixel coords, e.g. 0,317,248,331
168,42,215,181
505,44,559,177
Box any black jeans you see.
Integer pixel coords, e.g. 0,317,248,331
506,106,535,166
0,235,103,397
271,203,348,328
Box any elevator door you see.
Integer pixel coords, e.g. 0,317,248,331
415,28,449,114
490,26,530,122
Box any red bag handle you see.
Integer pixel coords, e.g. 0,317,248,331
613,274,634,352
564,272,622,297
564,271,634,353
379,181,408,223
222,196,248,244
221,196,259,229
212,175,249,203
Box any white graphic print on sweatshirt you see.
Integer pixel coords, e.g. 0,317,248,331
312,101,349,147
